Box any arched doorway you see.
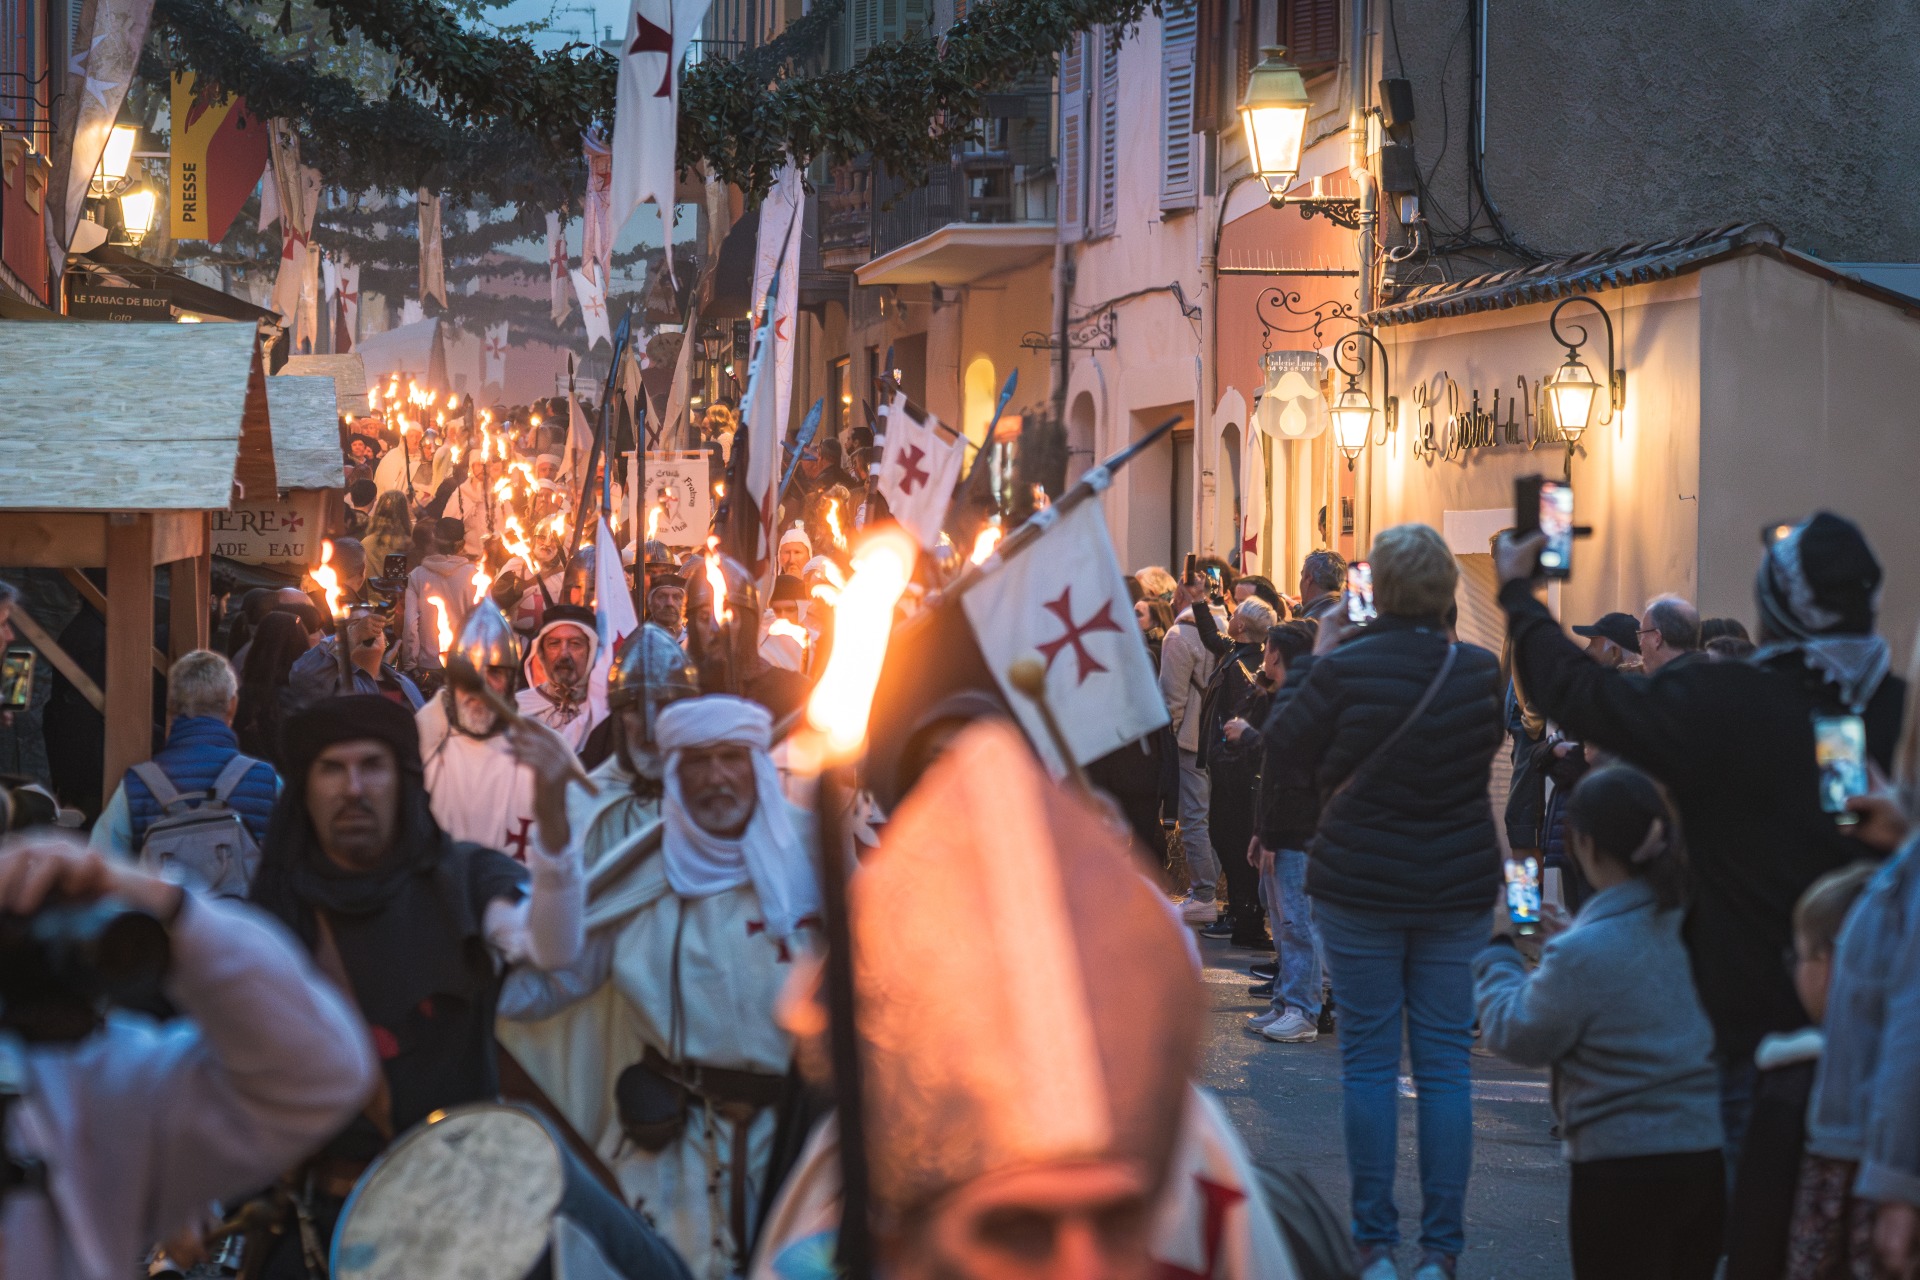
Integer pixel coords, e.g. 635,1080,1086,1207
1067,389,1097,485
962,357,997,445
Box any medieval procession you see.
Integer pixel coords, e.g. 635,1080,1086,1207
5,0,1920,1278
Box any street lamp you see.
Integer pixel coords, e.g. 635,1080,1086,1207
1239,46,1311,197
1327,329,1395,469
118,187,157,246
91,124,139,197
1541,296,1623,443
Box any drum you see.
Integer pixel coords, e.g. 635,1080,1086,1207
331,1102,692,1280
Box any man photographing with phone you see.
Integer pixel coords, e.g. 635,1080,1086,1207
1494,511,1904,1175
0,834,376,1278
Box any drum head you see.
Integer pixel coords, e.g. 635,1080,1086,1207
333,1103,565,1280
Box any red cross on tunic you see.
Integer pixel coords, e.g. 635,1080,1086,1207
1036,586,1123,685
1157,1175,1248,1279
746,914,822,963
895,443,930,495
502,816,535,861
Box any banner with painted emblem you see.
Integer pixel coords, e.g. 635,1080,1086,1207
640,450,712,548
169,72,269,242
960,499,1168,773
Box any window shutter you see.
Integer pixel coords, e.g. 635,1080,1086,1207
1193,0,1225,131
851,0,879,57
1091,30,1119,237
900,0,927,40
1284,0,1340,72
1160,0,1198,212
1058,35,1087,243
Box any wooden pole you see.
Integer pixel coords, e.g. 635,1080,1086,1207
104,514,156,807
168,527,210,660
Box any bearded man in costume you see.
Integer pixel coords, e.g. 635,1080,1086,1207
417,600,551,859
518,603,608,750
751,720,1300,1280
500,694,818,1280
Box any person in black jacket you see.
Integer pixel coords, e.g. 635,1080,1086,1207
1197,595,1279,946
1261,523,1506,1279
1494,511,1903,1180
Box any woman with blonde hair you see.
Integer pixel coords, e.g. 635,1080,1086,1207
361,490,414,573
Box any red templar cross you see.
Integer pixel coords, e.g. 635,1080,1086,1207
1157,1175,1247,1279
895,443,930,495
502,816,534,861
1036,586,1123,685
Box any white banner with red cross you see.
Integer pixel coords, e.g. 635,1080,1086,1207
876,393,966,550
960,498,1169,773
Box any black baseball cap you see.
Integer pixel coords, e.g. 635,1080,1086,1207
1572,612,1641,654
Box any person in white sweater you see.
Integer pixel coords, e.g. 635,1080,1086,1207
0,834,377,1280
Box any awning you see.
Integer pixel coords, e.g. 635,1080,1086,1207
357,317,449,388
282,352,370,416
855,222,1055,287
266,375,347,490
77,245,277,323
0,320,257,509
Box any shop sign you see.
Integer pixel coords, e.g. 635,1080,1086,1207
640,450,714,548
1409,372,1569,464
67,284,171,322
1254,351,1329,440
212,503,316,565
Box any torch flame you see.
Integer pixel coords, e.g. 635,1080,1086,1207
969,524,1004,564
824,500,847,550
703,536,731,627
714,481,726,499
806,527,917,760
471,566,492,606
311,539,344,620
368,387,380,409
446,395,460,411
646,503,663,541
426,593,453,661
502,516,533,564
768,617,810,648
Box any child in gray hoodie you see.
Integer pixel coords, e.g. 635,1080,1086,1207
1474,765,1725,1280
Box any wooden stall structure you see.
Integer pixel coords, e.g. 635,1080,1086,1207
0,319,268,802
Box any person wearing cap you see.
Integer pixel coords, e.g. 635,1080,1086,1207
243,695,595,1280
1571,611,1644,669
501,694,820,1280
401,516,480,672
646,565,688,643
417,601,550,858
749,720,1297,1280
1496,512,1907,1174
516,603,609,751
778,524,813,578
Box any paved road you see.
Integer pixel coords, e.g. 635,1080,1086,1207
1195,936,1572,1280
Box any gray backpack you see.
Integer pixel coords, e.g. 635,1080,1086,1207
132,756,263,899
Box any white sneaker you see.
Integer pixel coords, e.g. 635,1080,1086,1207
1260,1010,1319,1043
1247,1009,1281,1030
1179,898,1219,924
1358,1249,1398,1280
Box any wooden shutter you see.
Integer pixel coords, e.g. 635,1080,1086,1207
1058,35,1087,243
851,0,879,56
900,0,927,41
1233,0,1260,112
1160,0,1198,212
1091,30,1119,237
1283,0,1340,73
1193,0,1226,131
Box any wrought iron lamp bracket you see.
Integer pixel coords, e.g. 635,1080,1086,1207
1275,193,1364,231
1255,288,1358,350
1547,295,1625,425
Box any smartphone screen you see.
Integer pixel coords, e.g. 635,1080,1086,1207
1537,480,1573,579
1814,714,1869,824
1203,565,1224,602
383,553,409,580
1505,853,1542,935
1346,561,1377,625
0,649,32,711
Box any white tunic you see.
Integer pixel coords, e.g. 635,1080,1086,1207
417,696,542,858
500,805,814,1280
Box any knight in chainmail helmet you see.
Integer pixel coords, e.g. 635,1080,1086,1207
415,600,554,858
565,623,699,860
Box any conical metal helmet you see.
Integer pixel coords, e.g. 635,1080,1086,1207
453,599,522,681
607,622,698,711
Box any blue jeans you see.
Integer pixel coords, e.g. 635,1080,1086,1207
1176,749,1218,901
1313,900,1484,1257
1260,849,1324,1017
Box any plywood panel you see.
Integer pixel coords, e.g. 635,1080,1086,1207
0,320,256,510
104,515,155,806
267,375,349,489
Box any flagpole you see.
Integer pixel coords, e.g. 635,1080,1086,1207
945,413,1183,600
726,197,799,577
776,398,824,509
567,307,633,575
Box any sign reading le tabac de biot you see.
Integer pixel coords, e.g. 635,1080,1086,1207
67,285,170,322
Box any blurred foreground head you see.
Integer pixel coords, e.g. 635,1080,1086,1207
815,719,1205,1278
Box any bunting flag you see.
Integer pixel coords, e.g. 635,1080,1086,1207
580,133,615,288
661,305,699,452
749,164,804,457
46,0,156,272
296,242,321,354
961,499,1170,775
546,210,573,326
334,261,359,352
483,322,510,388
609,0,713,286
266,120,321,328
567,393,595,483
168,71,269,243
571,265,612,349
592,515,640,687
1240,434,1266,574
876,394,966,550
418,189,447,308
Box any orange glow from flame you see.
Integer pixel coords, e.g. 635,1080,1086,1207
703,537,731,627
312,540,344,620
969,525,1003,564
426,593,453,660
806,527,916,759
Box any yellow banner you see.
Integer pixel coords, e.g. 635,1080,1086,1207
169,72,260,242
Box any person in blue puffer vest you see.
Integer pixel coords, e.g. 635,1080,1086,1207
90,649,280,858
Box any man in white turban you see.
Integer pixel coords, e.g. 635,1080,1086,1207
500,694,818,1280
516,604,609,751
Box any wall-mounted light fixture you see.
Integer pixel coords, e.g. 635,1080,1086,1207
1541,296,1624,444
1327,329,1395,469
1240,47,1362,229
117,187,158,246
90,124,139,197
